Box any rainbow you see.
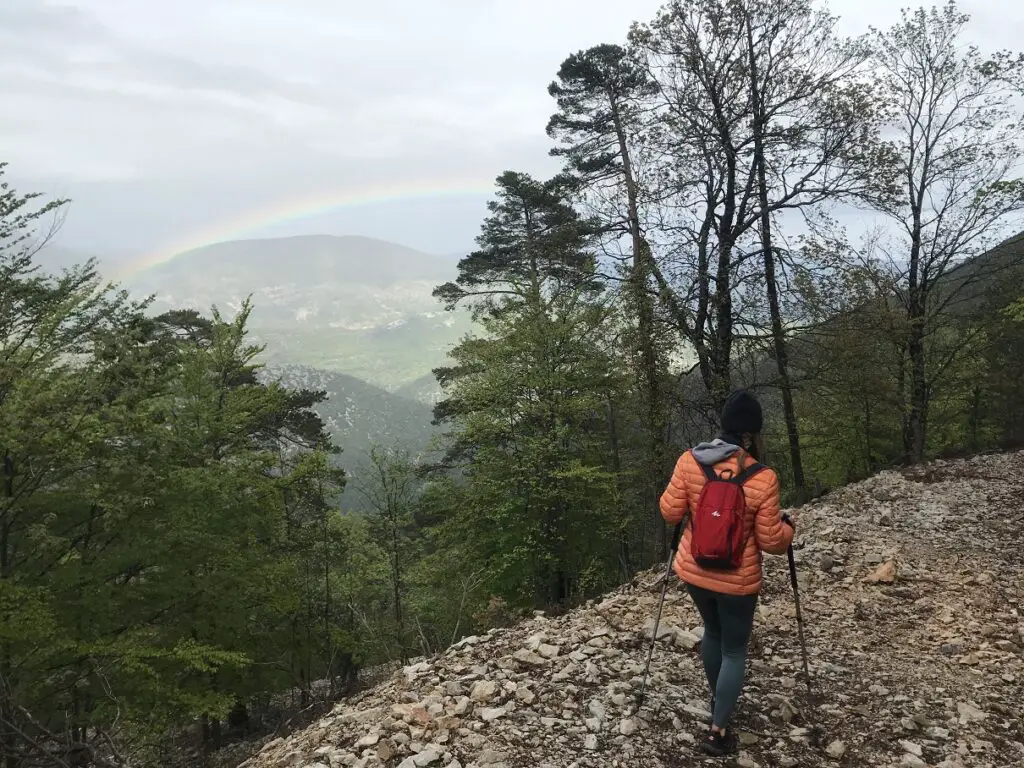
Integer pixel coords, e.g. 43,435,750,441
112,177,496,280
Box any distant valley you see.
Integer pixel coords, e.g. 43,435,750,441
42,234,470,458
124,234,474,391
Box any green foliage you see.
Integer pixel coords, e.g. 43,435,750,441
0,170,393,765
430,172,628,611
1006,296,1024,323
5,2,1024,763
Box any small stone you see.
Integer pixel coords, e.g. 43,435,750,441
673,630,702,650
957,701,986,724
899,740,923,757
864,560,897,584
512,649,548,666
403,661,431,683
516,687,536,705
826,740,847,759
479,707,506,722
537,643,561,659
583,734,598,751
413,749,442,767
619,718,638,736
901,755,927,768
477,750,508,765
355,732,381,748
470,681,497,703
738,731,758,746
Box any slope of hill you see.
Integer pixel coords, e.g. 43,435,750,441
242,451,1024,768
261,365,436,459
127,235,473,388
394,372,445,406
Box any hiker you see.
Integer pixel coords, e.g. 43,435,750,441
659,389,795,756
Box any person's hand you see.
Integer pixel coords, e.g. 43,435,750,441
782,513,795,532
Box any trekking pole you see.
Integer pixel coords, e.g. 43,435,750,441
786,544,812,694
634,520,684,714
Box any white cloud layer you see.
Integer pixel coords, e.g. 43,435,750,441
1,0,1019,258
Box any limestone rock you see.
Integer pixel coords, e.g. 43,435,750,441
469,680,497,703
825,740,846,759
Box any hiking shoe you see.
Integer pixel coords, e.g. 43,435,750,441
701,729,738,757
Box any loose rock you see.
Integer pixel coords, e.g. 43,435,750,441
235,451,1024,768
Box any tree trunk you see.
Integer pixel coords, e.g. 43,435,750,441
1,454,16,768
907,325,928,462
745,12,807,500
321,507,333,694
968,384,982,451
864,396,873,473
611,103,666,560
605,397,632,580
390,519,406,664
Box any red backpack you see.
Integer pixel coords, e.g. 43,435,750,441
688,451,766,570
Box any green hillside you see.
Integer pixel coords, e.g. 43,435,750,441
261,364,437,459
253,312,471,390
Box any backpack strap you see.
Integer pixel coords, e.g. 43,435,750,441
698,459,719,483
690,449,765,485
732,461,767,485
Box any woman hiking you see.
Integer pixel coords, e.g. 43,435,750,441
659,389,794,756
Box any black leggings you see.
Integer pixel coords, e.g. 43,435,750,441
685,583,758,730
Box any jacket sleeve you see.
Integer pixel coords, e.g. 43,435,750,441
659,453,690,525
753,469,793,555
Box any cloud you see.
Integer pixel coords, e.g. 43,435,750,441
2,0,1022,258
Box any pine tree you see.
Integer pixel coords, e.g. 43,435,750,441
432,173,624,608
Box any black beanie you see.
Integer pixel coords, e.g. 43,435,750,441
720,389,763,436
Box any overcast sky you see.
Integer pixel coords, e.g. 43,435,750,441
1,0,1019,266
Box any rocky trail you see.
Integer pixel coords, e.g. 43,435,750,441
243,452,1024,768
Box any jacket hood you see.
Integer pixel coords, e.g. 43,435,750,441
691,438,743,465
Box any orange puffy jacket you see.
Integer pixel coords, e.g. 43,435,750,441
659,441,793,596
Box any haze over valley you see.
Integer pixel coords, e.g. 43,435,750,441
41,234,471,457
